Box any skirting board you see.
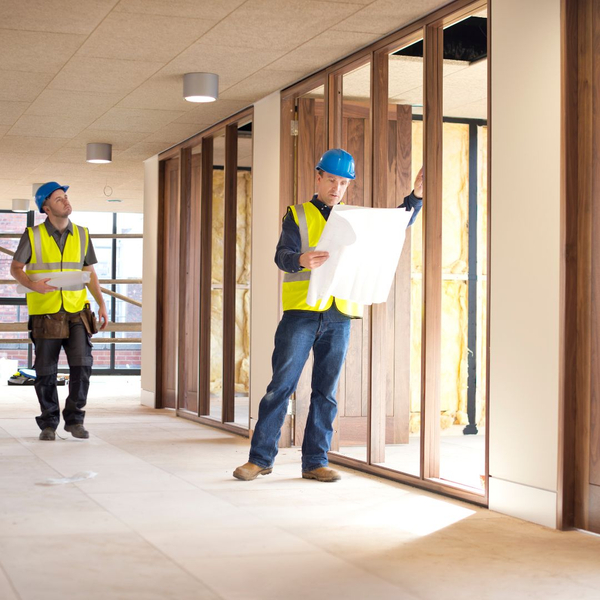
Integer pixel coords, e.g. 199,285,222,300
140,389,155,408
489,476,557,529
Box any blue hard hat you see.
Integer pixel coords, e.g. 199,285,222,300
315,149,356,180
34,182,69,213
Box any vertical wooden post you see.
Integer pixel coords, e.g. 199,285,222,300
199,137,213,417
223,124,238,423
422,23,443,480
369,49,390,464
393,104,414,445
177,147,192,413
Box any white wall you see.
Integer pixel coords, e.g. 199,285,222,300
249,92,282,429
140,154,159,408
489,0,561,528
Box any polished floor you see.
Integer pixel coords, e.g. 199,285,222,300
1,377,600,600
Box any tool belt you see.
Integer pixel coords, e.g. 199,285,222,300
31,303,98,339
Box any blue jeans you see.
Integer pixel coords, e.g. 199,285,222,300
249,311,351,472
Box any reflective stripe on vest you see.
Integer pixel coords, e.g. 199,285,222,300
281,202,362,318
25,223,90,315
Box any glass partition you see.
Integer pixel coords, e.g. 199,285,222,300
231,118,253,427
210,131,226,420
439,8,488,490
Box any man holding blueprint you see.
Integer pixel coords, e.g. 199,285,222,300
234,149,423,482
10,182,108,441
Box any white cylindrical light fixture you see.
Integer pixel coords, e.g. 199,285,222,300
12,198,30,212
86,143,112,164
183,72,218,103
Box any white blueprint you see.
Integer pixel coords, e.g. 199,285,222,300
306,205,413,307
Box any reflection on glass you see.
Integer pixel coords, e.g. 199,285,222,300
335,61,371,463
231,119,252,427
439,10,488,491
371,37,425,478
210,132,226,420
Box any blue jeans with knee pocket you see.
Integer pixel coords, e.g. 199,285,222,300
249,311,351,472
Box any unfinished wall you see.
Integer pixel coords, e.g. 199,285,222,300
489,0,561,527
141,154,159,408
249,92,282,427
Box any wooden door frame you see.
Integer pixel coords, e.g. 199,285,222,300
156,108,254,437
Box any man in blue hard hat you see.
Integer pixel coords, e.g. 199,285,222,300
10,182,108,441
234,149,423,482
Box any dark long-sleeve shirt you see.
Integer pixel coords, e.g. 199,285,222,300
275,192,423,274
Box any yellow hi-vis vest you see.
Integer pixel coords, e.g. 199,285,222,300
25,222,90,315
282,202,363,318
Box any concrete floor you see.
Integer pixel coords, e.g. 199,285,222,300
1,377,600,600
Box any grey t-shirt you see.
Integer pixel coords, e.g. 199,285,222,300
13,218,98,266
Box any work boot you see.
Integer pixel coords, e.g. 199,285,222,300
302,467,341,482
64,424,89,439
233,462,273,481
39,427,56,441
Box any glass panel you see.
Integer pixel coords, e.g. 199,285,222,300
117,213,144,234
0,212,28,300
231,118,252,427
71,211,113,233
439,9,488,491
335,61,371,463
293,82,326,450
210,131,226,421
371,35,425,477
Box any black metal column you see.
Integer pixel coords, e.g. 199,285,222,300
464,123,478,435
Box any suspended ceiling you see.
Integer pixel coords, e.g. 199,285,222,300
0,0,455,212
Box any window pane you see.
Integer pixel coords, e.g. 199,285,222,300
439,9,488,491
372,34,425,478
210,131,226,420
231,119,252,428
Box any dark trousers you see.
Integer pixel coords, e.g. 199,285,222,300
32,320,93,431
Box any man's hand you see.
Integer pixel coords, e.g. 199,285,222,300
97,305,108,331
299,251,329,269
413,167,424,199
30,278,57,294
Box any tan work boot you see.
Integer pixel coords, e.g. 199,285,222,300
233,462,273,481
302,467,341,482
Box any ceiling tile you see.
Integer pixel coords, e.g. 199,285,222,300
0,71,54,102
0,29,86,75
26,90,122,119
197,0,364,51
115,142,172,161
220,69,306,101
77,12,216,63
0,102,29,126
113,0,246,20
66,129,148,151
0,155,46,179
333,0,449,34
161,44,287,90
142,123,204,145
117,76,194,112
47,57,164,95
30,161,101,179
0,0,117,35
8,114,91,138
88,108,186,133
0,136,67,156
267,30,378,73
174,99,250,125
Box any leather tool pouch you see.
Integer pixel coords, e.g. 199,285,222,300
80,303,99,335
31,313,70,339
